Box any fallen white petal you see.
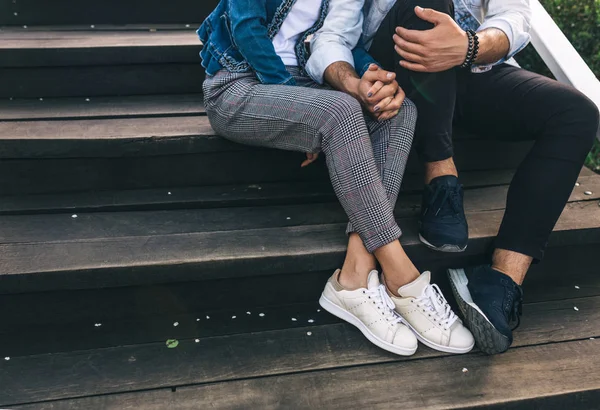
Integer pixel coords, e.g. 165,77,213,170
173,322,179,327
574,306,579,311
307,332,312,336
462,368,468,373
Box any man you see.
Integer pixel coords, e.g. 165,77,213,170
347,0,599,354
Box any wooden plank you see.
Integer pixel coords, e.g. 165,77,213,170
0,114,529,158
0,0,218,26
5,324,600,408
1,243,597,332
0,150,328,195
0,141,532,195
0,199,598,294
1,246,597,357
0,169,518,215
1,178,598,244
0,29,201,67
0,94,206,120
0,28,199,48
0,64,205,99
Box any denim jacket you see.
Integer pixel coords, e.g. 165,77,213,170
198,0,330,86
358,0,532,73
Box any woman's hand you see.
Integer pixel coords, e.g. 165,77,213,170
358,65,405,121
301,152,320,167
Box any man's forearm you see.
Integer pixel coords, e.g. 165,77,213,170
475,28,510,65
323,61,361,99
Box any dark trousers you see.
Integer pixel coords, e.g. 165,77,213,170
369,0,599,261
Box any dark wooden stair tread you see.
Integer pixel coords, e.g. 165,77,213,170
1,175,599,293
1,26,201,67
3,293,599,408
0,0,219,26
0,94,206,121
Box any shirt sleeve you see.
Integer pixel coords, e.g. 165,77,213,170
228,0,295,85
305,0,366,84
477,0,532,66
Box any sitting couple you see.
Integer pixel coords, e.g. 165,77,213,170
198,0,599,355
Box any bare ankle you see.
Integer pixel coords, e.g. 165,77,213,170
339,267,370,290
492,249,532,286
424,158,458,184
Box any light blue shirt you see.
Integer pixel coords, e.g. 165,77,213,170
306,0,532,82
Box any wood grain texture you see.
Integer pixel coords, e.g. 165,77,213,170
0,199,599,294
0,28,201,67
0,94,206,120
8,337,600,409
1,244,596,333
1,179,599,244
0,169,523,215
2,295,599,407
0,141,533,195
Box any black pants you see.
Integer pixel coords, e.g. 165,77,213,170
369,0,599,261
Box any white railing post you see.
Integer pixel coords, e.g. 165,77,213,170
530,0,600,139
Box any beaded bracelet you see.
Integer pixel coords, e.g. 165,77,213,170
460,29,480,69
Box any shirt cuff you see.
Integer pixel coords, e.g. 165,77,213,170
305,44,355,84
479,18,521,62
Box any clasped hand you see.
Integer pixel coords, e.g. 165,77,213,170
301,64,405,168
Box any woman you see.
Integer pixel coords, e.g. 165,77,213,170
199,0,473,356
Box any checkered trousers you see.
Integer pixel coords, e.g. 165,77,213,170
203,67,416,253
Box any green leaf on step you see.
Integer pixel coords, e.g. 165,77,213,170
166,339,179,348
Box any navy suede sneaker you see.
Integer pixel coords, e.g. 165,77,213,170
447,265,523,355
419,175,468,252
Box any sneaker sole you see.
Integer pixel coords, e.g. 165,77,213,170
319,294,417,357
419,234,467,253
447,268,511,355
401,320,474,354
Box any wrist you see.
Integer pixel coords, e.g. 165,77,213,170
344,77,362,100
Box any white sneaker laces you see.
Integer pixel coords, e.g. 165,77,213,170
365,284,403,325
415,284,458,330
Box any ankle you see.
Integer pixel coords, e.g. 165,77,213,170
424,158,458,184
491,264,525,286
339,266,371,290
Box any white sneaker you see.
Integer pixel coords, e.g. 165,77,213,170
389,271,474,354
319,269,418,356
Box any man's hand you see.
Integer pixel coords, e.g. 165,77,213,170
358,65,406,121
394,6,468,73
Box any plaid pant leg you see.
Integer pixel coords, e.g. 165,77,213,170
347,99,417,236
204,71,405,252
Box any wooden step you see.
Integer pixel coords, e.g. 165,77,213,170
1,174,598,294
3,271,599,408
0,25,206,97
0,93,542,195
0,26,200,67
1,1,218,26
0,94,541,195
0,169,519,215
1,243,597,355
